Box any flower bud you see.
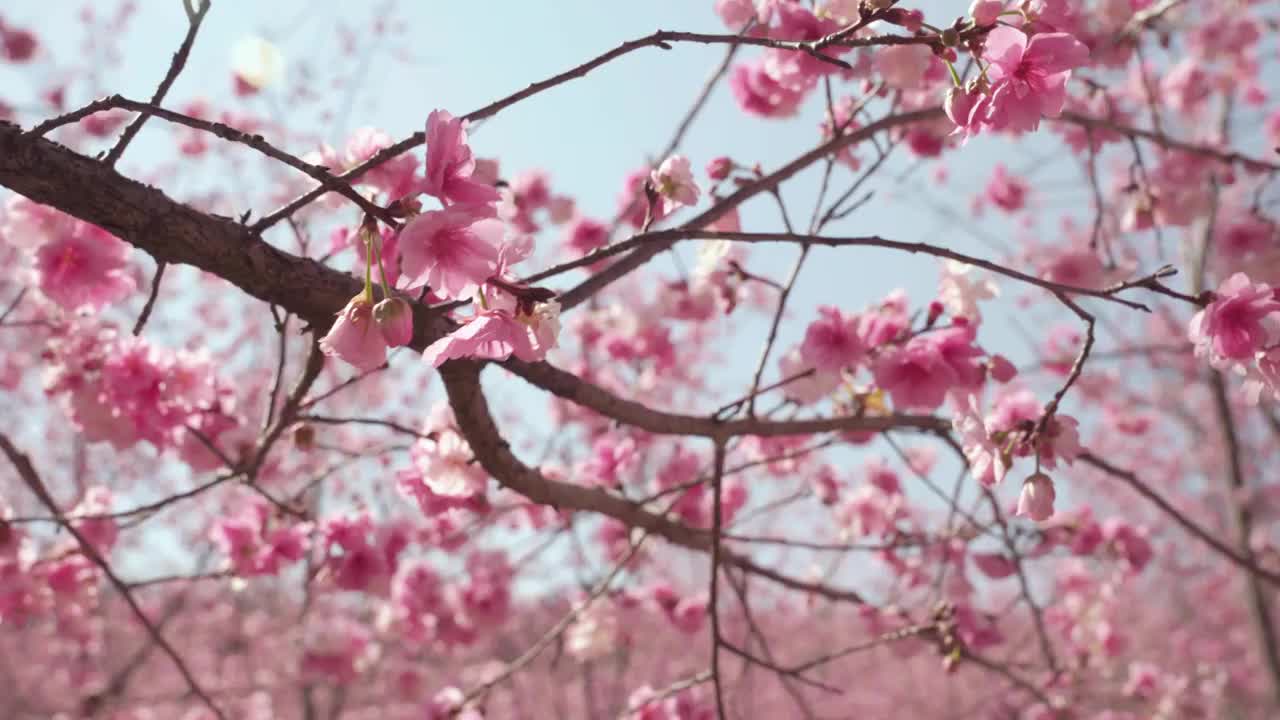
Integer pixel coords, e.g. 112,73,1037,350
1,26,38,63
1016,472,1056,522
945,86,979,128
989,354,1017,382
293,423,315,451
373,297,414,347
706,156,733,181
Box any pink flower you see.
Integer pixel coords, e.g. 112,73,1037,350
931,323,987,390
616,166,668,229
970,0,1003,26
1189,272,1280,365
373,297,414,347
1,25,37,62
80,108,132,137
398,207,501,300
873,336,960,411
1215,212,1274,260
1160,59,1212,115
425,687,483,720
966,27,1090,135
989,354,1017,382
715,0,756,28
985,164,1028,212
422,301,560,366
945,86,982,136
1039,246,1110,289
411,429,488,498
583,433,639,488
420,109,500,206
34,222,136,310
778,346,841,405
211,497,311,577
1016,472,1056,522
320,294,388,371
1124,662,1161,699
939,260,999,322
342,127,419,199
876,45,932,90
1103,519,1153,572
563,216,609,257
70,487,117,554
953,394,1008,486
668,595,708,634
650,155,700,214
729,59,806,119
800,306,864,372
971,552,1017,579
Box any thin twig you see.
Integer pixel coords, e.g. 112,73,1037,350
0,432,228,720
132,261,167,335
708,437,729,720
104,0,212,165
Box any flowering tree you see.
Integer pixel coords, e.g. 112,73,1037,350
2,0,1280,717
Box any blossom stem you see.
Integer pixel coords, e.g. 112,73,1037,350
361,227,375,303
944,58,962,88
373,231,393,298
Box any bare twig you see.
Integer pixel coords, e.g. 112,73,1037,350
132,261,167,335
0,432,227,720
104,0,212,165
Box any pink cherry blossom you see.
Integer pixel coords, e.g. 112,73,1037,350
873,335,961,411
650,155,700,214
398,207,502,300
33,221,136,311
964,26,1090,135
563,216,608,257
729,59,805,118
0,23,37,62
876,45,932,90
984,164,1028,212
320,294,388,371
938,260,999,322
953,394,1008,486
715,0,756,28
972,552,1017,579
341,127,420,199
970,0,1003,26
799,306,864,372
420,109,501,206
778,346,841,405
1188,272,1280,366
945,86,982,137
422,301,560,366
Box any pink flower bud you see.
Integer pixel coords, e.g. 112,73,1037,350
1016,472,1056,522
374,297,414,347
989,354,1017,382
1,26,37,63
706,156,733,181
945,86,979,129
320,294,388,371
927,300,945,325
971,552,1017,579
